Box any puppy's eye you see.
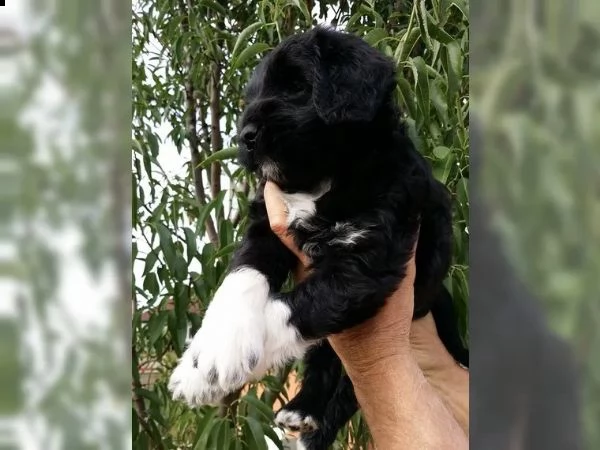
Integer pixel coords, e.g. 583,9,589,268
290,78,305,90
285,75,309,95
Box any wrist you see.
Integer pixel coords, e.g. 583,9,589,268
426,361,470,434
328,322,412,382
350,354,468,449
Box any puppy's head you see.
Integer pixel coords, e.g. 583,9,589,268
237,27,396,191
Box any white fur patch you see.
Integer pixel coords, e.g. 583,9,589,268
168,267,310,406
329,221,369,246
262,299,312,371
295,438,308,450
281,181,331,226
275,409,318,433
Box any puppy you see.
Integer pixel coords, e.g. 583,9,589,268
169,27,468,449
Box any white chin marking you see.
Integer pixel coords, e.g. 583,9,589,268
168,267,310,407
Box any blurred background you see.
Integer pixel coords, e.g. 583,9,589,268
0,0,130,448
471,0,599,448
132,0,467,448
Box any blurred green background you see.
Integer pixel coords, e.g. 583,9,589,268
0,0,130,448
471,0,600,448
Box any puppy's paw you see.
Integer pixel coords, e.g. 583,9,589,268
168,354,226,406
274,409,319,433
168,268,270,406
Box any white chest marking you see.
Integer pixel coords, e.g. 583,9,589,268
329,221,369,246
281,181,331,226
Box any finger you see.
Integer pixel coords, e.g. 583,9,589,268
264,181,288,236
264,181,311,267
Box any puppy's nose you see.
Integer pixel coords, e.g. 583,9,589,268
240,124,257,149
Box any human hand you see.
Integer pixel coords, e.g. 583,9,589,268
264,180,468,437
265,180,415,378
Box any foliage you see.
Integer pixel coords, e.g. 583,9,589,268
471,0,600,447
132,0,469,448
1,0,131,448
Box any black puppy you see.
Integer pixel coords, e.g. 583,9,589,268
169,27,468,449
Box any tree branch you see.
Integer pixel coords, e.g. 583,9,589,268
231,179,250,228
209,60,223,205
178,0,219,247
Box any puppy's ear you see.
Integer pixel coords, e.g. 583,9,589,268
311,28,396,124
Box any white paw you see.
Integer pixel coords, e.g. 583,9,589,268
168,268,313,407
275,409,319,433
168,268,270,406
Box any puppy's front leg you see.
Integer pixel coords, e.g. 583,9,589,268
269,252,406,342
169,191,298,406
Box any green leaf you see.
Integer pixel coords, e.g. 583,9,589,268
210,242,238,264
450,0,469,19
173,253,188,281
430,78,449,124
433,146,451,159
363,28,388,46
143,272,159,295
242,394,274,421
197,191,227,238
146,131,160,157
396,77,416,119
457,176,469,208
290,0,312,23
148,311,168,346
218,219,234,250
174,281,189,325
167,310,183,355
156,223,176,270
394,27,420,63
197,147,239,169
425,10,454,44
193,409,219,449
410,56,430,129
184,227,198,263
174,35,184,65
135,387,160,405
232,22,269,61
143,249,159,275
440,152,456,184
242,416,268,450
233,42,271,69
200,0,228,15
417,0,433,49
443,40,462,102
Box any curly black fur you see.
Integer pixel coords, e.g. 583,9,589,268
231,27,468,449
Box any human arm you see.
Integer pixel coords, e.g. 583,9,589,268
264,181,468,448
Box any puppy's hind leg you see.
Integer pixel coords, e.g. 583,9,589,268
297,375,359,450
275,341,342,433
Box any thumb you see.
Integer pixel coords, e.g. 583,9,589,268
264,181,311,267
